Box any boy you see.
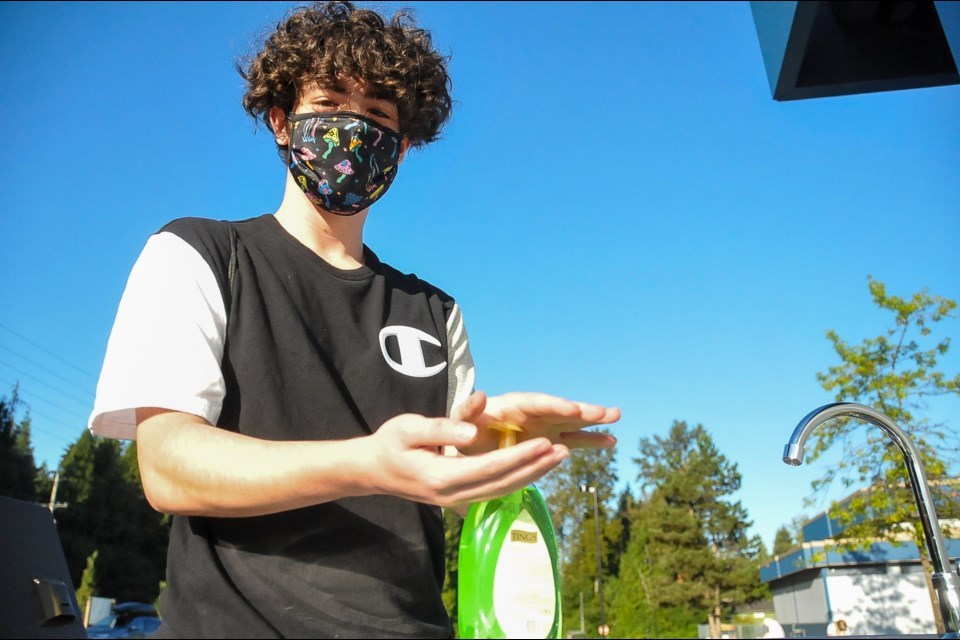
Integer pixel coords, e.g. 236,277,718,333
89,2,619,637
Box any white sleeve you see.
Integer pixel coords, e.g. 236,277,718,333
445,302,476,417
88,232,228,440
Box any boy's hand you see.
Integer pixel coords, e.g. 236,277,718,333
451,391,619,456
365,412,569,508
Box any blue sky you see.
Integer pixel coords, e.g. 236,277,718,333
1,1,958,549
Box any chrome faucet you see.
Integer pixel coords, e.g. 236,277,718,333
784,402,960,638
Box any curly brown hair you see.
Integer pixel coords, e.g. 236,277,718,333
238,1,452,154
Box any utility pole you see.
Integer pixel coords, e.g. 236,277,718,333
579,591,585,636
47,468,68,514
580,485,608,637
48,469,60,512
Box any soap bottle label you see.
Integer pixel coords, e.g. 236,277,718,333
492,509,557,637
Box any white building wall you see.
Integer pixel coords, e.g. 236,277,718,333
771,574,828,625
824,565,936,636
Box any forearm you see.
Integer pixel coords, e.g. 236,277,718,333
136,409,375,518
135,401,576,519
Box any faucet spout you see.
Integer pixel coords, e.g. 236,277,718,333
784,402,960,637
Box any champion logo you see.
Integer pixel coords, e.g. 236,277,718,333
378,326,447,378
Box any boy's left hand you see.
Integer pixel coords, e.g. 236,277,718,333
451,391,619,456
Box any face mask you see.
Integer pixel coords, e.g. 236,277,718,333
286,111,403,216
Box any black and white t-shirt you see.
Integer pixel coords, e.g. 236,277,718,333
89,214,475,638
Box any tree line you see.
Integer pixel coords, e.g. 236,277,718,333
0,391,169,612
2,277,957,636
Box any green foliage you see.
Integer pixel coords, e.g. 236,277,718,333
538,433,618,557
772,526,795,556
441,507,463,635
35,462,55,503
609,486,635,579
75,550,99,616
0,386,169,605
811,278,959,550
538,437,620,636
535,423,769,638
0,384,39,502
445,442,620,638
626,421,768,639
55,432,169,604
155,580,166,619
610,494,705,638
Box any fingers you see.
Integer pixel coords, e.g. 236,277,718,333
373,414,576,507
376,393,619,506
574,403,622,425
525,401,618,428
450,390,487,423
486,392,581,421
431,439,570,506
559,430,618,449
485,392,621,429
390,414,478,450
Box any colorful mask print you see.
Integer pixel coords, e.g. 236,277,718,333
286,111,403,216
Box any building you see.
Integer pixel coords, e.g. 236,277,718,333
760,502,960,637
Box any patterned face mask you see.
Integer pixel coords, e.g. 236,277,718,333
286,111,403,216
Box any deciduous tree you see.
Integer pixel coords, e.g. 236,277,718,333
813,277,959,633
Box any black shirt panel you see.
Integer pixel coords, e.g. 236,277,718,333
154,215,453,638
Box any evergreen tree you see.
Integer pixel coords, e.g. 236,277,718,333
0,384,38,502
609,530,653,637
610,485,636,578
75,550,100,618
772,526,795,555
117,442,170,601
35,461,55,506
629,421,767,639
538,437,619,637
56,431,169,603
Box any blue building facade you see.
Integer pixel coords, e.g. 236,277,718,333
760,508,960,636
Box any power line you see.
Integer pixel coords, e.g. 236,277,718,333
0,343,97,397
23,427,81,472
24,414,87,442
0,380,87,442
13,419,72,442
0,377,91,424
0,322,99,380
32,401,88,427
20,407,85,440
0,360,95,408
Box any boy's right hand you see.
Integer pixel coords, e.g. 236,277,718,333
364,413,569,508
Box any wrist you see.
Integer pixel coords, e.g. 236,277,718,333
335,434,382,497
283,436,381,505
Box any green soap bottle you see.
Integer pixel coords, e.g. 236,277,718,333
458,423,562,639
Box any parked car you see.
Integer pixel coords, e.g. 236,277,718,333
86,602,161,639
